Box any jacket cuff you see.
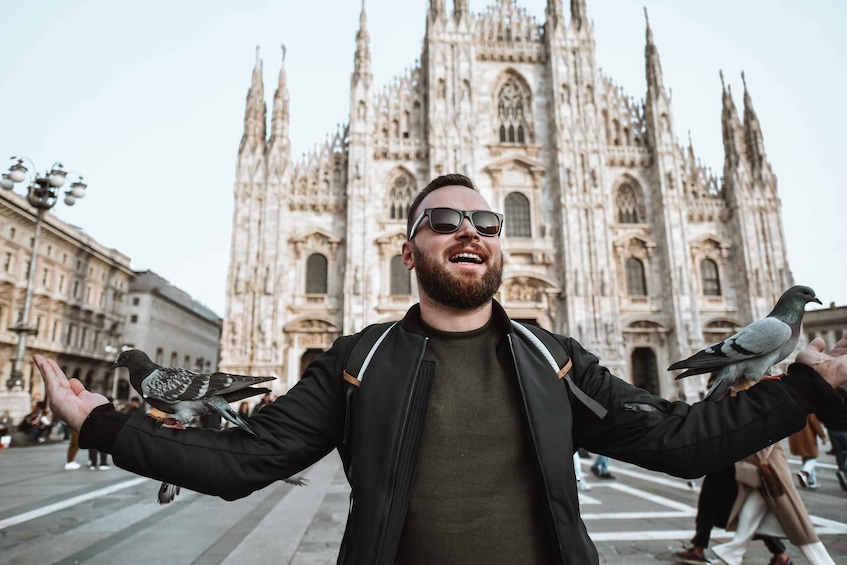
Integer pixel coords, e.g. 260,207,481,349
78,403,130,452
781,363,844,414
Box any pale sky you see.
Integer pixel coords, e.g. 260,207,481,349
1,0,844,317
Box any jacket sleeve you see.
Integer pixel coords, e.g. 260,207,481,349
81,334,354,501
562,337,808,479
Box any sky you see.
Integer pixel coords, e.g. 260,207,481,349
0,0,845,317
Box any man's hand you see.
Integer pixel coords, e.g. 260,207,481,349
34,354,109,431
795,335,847,389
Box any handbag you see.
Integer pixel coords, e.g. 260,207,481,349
734,460,762,488
759,460,786,498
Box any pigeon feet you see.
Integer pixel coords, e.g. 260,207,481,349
160,418,187,430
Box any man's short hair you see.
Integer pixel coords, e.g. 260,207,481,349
407,174,477,240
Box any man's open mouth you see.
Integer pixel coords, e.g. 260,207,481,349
449,252,484,264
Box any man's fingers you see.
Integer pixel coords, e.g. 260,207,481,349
808,337,827,352
69,379,86,395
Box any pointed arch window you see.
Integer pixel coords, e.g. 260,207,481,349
387,172,416,220
625,257,647,296
305,253,328,294
701,259,721,296
505,192,531,237
390,255,411,295
496,79,530,144
616,183,640,223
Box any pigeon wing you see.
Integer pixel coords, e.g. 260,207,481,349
142,369,274,403
669,317,792,377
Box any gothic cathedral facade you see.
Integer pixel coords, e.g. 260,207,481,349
220,0,793,401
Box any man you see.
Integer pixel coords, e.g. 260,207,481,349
35,174,847,564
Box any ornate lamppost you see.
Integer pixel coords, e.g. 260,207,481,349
0,157,87,391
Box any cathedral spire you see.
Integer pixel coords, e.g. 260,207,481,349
454,0,469,21
269,45,290,147
644,8,665,94
741,71,767,175
570,0,587,30
353,0,371,83
240,46,266,153
429,0,446,26
546,0,565,30
720,70,745,170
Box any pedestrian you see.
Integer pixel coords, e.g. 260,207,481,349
20,401,52,443
573,451,591,491
590,454,615,479
32,175,847,564
711,382,834,565
238,401,250,421
251,392,272,416
123,397,142,416
65,429,81,470
788,414,826,489
817,387,847,492
0,409,12,436
672,464,791,564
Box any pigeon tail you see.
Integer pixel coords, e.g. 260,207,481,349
207,396,257,436
158,482,181,504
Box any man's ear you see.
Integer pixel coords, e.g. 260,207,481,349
401,241,415,271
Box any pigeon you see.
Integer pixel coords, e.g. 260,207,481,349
668,285,822,401
111,349,308,503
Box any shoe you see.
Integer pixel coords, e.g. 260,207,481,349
577,480,592,491
837,470,847,492
64,461,81,470
88,465,97,470
796,471,809,489
768,554,793,565
98,465,111,470
37,437,46,443
590,467,601,478
808,481,821,489
599,472,616,480
672,547,709,564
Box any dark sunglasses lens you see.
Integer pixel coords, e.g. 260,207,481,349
471,211,501,235
429,208,463,233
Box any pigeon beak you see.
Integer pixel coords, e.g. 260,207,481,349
109,362,118,371
813,296,822,305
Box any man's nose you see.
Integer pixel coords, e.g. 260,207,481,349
454,217,479,238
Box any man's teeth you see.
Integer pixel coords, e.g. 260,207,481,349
450,253,483,264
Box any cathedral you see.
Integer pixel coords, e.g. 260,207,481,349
219,0,793,401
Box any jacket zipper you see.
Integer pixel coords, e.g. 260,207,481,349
374,337,429,563
507,334,566,562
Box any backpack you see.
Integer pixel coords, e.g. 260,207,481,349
342,321,607,445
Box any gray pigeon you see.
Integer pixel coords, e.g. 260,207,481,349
111,349,308,503
668,285,821,401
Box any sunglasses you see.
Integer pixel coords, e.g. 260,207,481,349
408,207,505,240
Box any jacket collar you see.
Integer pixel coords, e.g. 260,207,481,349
399,299,513,337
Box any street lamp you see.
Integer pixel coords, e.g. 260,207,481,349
1,157,87,391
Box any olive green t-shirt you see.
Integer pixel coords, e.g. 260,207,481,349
394,318,553,564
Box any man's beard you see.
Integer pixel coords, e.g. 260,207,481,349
412,242,503,310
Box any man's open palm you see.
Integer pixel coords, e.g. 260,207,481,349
34,354,109,430
795,335,847,389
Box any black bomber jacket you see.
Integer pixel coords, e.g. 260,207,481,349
82,300,818,564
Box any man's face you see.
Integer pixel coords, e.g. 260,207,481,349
402,185,503,310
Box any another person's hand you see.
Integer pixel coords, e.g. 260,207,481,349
795,335,847,389
33,354,109,431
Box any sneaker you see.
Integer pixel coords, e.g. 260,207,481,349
98,465,111,470
796,471,809,489
837,470,847,492
672,547,709,564
599,472,616,480
808,481,821,489
88,465,97,470
590,467,601,478
64,461,81,471
768,554,794,565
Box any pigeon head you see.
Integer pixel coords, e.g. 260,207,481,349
111,349,155,372
769,285,821,321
